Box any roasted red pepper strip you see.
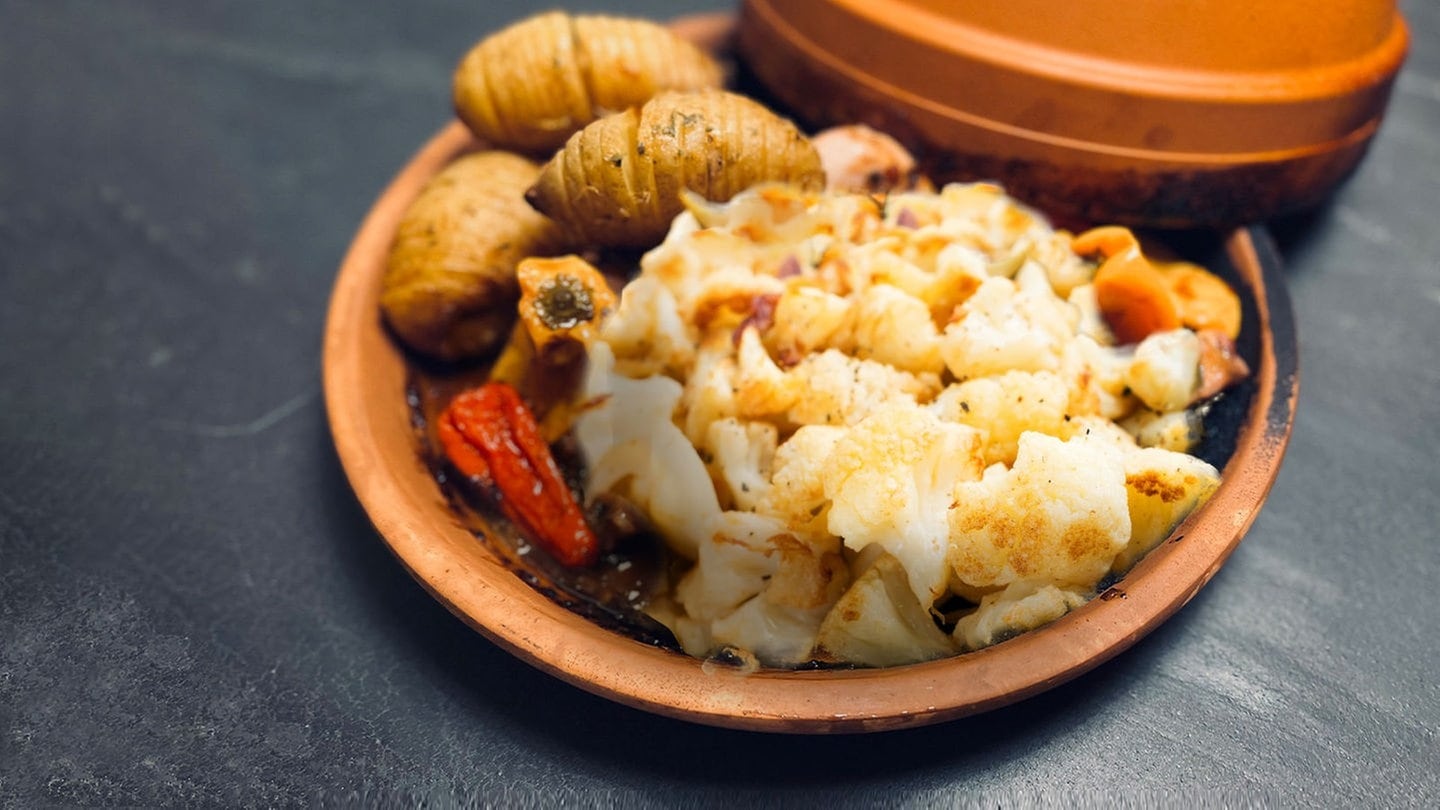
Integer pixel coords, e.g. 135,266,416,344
439,382,599,567
437,408,494,488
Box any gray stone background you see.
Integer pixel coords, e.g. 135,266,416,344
2,0,1436,804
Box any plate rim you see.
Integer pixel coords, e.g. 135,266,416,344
322,118,1298,735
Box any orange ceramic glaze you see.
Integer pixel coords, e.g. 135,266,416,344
736,0,1409,226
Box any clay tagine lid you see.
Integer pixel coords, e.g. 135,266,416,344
736,0,1410,227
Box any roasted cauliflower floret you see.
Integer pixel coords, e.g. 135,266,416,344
1033,232,1095,299
1120,407,1204,453
953,580,1090,651
787,350,940,427
598,275,693,377
930,370,1070,467
705,417,777,512
1058,414,1141,451
754,424,847,536
673,512,784,625
948,432,1130,590
1113,447,1221,572
1125,328,1201,412
767,286,853,360
940,276,1074,379
823,401,985,606
920,243,989,322
679,344,738,446
672,512,848,666
1059,334,1136,421
735,326,799,419
816,549,958,667
576,344,719,560
849,283,946,375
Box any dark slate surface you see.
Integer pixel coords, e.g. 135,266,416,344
2,0,1436,804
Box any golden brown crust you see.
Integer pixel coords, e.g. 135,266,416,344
526,89,826,249
452,12,723,155
380,151,568,361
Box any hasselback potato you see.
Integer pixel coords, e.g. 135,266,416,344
380,150,568,361
525,89,826,248
453,11,723,155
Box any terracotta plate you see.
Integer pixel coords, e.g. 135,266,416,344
322,18,1298,734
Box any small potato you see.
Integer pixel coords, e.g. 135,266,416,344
525,89,826,248
453,11,723,155
381,151,568,361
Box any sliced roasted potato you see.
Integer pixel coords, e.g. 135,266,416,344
381,151,568,361
453,11,723,155
525,89,826,249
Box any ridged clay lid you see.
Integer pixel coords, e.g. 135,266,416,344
737,0,1409,227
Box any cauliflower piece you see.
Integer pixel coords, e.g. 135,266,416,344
680,344,738,446
688,274,788,341
849,283,946,375
922,243,989,322
582,432,720,561
573,342,668,462
940,276,1072,380
823,401,985,607
848,239,921,295
763,532,850,612
577,344,719,560
1032,232,1094,298
920,182,1051,260
673,512,783,623
673,512,848,666
735,326,799,419
1013,258,1062,302
1067,283,1113,343
1059,334,1136,420
1057,414,1141,451
755,424,847,535
953,580,1090,651
819,193,887,247
642,207,800,329
948,432,1130,590
816,550,957,667
934,183,1016,243
692,183,825,248
585,181,1237,668
1120,407,1204,453
1112,447,1221,572
848,239,988,327
598,276,694,377
1125,329,1201,412
708,595,831,667
706,417,777,512
710,535,850,666
768,286,852,360
930,370,1070,467
641,220,749,299
786,349,939,427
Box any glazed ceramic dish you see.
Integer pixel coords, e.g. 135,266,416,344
322,15,1298,733
322,124,1297,734
737,0,1408,227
